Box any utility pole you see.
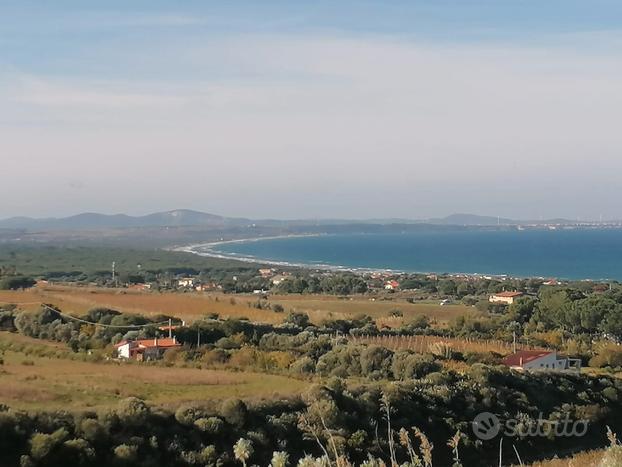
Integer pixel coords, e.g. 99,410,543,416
168,318,172,339
197,329,201,347
112,261,116,286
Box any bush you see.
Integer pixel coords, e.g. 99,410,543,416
590,346,622,368
391,352,440,379
30,428,68,460
116,397,150,425
0,276,36,290
290,356,316,375
221,399,248,428
175,404,205,426
194,417,225,435
113,444,138,462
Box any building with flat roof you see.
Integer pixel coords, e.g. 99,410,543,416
502,350,580,372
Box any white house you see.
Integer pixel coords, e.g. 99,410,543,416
502,350,581,372
114,337,181,361
489,291,524,305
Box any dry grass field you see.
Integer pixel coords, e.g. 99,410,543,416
266,294,479,326
0,332,308,410
524,449,606,466
0,287,283,323
0,286,479,327
350,334,540,355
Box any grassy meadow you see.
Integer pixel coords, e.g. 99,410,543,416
0,332,308,411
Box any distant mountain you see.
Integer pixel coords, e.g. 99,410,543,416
0,210,581,231
0,210,250,230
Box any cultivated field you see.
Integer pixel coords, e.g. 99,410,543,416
350,334,540,355
0,287,479,327
0,287,282,323
265,294,479,326
0,332,308,410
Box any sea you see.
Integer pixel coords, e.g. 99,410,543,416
191,229,622,281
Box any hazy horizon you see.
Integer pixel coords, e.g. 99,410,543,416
0,208,613,224
2,1,621,221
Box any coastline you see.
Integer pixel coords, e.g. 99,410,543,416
172,230,622,282
172,233,564,281
171,233,343,270
171,233,412,274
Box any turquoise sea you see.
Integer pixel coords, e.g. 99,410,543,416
203,229,622,280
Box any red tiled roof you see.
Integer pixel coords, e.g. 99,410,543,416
114,338,181,349
136,338,180,349
493,291,524,298
502,350,553,367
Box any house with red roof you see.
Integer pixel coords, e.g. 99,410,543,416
385,280,400,290
489,291,524,305
114,337,181,361
502,350,581,372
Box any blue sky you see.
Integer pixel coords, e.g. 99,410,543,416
1,1,622,220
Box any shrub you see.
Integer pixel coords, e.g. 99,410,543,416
290,356,316,375
30,428,68,460
113,444,138,462
175,404,205,426
391,352,440,379
590,346,622,368
194,417,225,435
201,349,228,365
116,397,150,425
221,399,248,428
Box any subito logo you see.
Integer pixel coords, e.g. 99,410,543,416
472,412,500,440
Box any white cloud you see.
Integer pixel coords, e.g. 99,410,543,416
1,34,622,219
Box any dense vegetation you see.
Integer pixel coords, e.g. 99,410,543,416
0,368,620,466
0,246,261,283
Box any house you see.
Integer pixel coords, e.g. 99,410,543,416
271,275,289,285
178,278,195,288
489,291,524,305
385,280,400,290
114,337,181,361
258,268,275,278
543,279,560,286
502,350,581,372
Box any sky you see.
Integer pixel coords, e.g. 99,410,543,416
1,1,622,221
